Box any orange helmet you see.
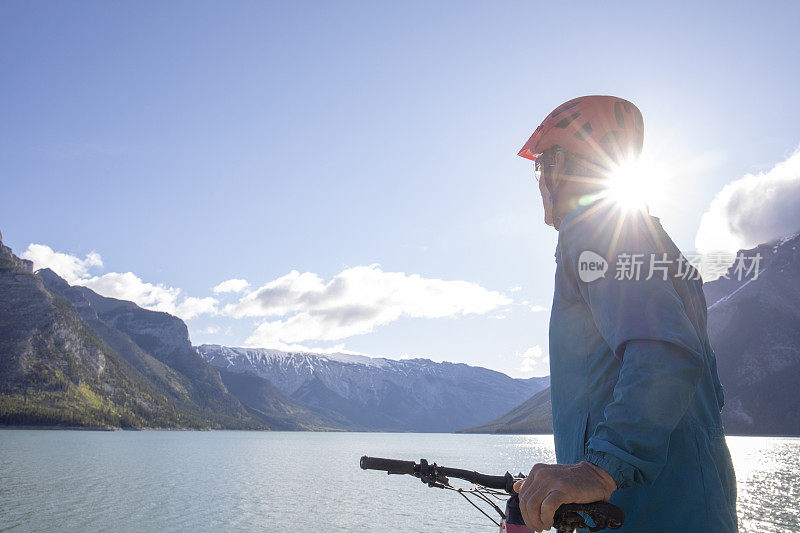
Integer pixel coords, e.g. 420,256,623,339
518,95,643,165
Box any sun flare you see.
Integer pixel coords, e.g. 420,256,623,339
602,154,667,212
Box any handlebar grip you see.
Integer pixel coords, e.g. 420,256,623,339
556,501,625,529
360,456,416,475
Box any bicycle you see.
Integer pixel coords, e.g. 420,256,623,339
360,456,624,533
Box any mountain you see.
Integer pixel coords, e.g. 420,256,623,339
1,239,209,428
0,233,342,430
458,387,552,434
216,368,354,430
703,233,800,435
197,344,550,432
35,268,261,429
1,231,541,432
462,233,800,436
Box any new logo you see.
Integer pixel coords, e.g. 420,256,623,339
578,251,608,282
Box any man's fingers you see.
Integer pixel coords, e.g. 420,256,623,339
516,469,539,530
516,475,535,499
540,490,568,531
518,491,536,532
524,487,548,531
514,461,616,531
518,463,544,495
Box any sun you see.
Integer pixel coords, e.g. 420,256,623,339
601,153,667,212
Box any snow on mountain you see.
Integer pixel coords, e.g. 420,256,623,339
197,344,549,432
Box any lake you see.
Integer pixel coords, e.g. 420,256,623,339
0,431,797,532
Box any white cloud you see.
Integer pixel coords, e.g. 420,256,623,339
517,345,549,374
82,272,180,308
22,244,102,284
176,296,219,319
81,272,219,320
193,324,235,336
22,243,514,352
530,305,548,313
213,278,250,294
509,285,523,293
233,265,512,345
696,148,800,255
22,243,217,321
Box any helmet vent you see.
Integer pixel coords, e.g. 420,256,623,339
613,102,626,128
600,131,621,144
573,122,593,141
550,100,582,118
554,112,581,129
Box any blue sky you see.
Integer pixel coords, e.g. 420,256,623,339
2,1,799,377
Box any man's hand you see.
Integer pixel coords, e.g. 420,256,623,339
512,461,617,532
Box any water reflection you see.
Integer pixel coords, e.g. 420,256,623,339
727,436,800,532
0,432,797,532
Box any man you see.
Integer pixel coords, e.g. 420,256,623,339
513,96,738,532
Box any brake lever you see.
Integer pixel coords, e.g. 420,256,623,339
417,459,450,487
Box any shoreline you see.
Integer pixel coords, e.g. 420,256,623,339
2,426,798,438
0,425,120,431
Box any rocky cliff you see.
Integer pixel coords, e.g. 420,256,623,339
0,236,339,430
704,233,800,435
1,241,200,427
36,269,261,428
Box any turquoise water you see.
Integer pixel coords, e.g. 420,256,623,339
0,431,797,532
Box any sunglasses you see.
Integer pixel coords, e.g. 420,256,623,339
534,157,546,183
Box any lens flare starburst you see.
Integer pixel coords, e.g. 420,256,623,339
601,154,667,212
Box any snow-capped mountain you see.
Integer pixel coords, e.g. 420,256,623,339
704,232,800,435
197,344,549,432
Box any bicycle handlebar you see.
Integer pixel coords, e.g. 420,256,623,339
360,455,509,489
359,456,416,475
360,456,625,531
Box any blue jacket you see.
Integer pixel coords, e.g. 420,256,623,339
550,201,737,532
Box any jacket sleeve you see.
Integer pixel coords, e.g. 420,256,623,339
583,339,703,488
559,207,705,488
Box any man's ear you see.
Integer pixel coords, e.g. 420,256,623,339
552,150,567,187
